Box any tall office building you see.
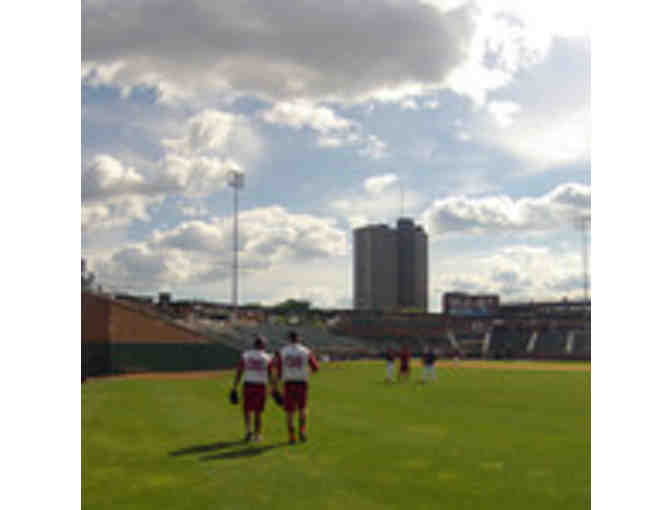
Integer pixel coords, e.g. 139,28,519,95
353,218,428,311
397,218,428,311
353,224,398,310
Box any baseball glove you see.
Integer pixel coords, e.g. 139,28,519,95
229,388,239,405
272,390,284,407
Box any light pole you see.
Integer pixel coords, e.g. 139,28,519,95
227,169,244,320
574,214,590,321
580,215,590,308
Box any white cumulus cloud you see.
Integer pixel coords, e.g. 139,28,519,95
423,182,590,235
487,101,521,128
433,244,586,301
364,174,399,195
82,109,262,231
91,207,348,291
260,100,386,159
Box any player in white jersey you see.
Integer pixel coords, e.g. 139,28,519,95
232,336,278,442
274,331,319,443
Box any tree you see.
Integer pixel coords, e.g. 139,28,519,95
271,299,311,315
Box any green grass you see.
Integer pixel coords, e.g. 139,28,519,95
83,362,590,509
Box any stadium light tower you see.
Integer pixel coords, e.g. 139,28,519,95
581,215,591,307
227,168,244,320
574,214,591,313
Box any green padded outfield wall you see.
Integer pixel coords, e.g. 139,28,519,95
107,342,240,373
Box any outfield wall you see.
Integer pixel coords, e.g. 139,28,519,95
82,293,240,377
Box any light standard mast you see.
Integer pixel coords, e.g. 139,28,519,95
227,169,244,320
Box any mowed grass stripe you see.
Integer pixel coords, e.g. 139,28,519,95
83,362,590,509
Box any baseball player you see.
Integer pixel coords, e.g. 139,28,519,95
453,348,462,367
231,335,278,443
421,346,437,383
275,331,319,444
385,346,396,382
398,345,411,382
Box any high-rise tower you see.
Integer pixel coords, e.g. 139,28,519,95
353,218,428,311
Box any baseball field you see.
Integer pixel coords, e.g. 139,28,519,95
82,360,590,509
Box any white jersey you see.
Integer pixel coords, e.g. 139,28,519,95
280,343,314,382
241,349,272,384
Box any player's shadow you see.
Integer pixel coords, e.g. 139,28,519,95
200,442,286,461
169,440,246,457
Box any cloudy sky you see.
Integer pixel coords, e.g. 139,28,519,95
82,0,590,311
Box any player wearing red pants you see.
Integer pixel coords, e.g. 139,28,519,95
232,335,277,443
275,331,319,444
385,346,396,382
398,345,411,382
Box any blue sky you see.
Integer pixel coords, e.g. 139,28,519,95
82,0,590,311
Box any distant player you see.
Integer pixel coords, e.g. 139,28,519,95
275,331,319,443
398,345,411,382
385,346,396,382
422,346,437,383
231,335,278,443
453,348,462,367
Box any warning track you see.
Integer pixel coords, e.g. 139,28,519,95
435,360,590,372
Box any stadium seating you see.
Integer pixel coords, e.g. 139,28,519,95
488,326,532,358
533,329,569,358
572,331,591,358
454,333,484,357
234,323,370,355
181,317,591,362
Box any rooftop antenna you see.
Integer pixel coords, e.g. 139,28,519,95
400,180,405,218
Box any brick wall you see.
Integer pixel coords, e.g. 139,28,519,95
81,292,240,374
82,293,110,343
82,292,209,344
108,300,208,344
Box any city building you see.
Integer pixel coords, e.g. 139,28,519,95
397,218,428,311
354,224,398,310
353,218,428,311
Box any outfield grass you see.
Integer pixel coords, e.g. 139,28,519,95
82,361,590,509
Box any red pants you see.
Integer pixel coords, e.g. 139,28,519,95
284,381,308,412
243,383,267,412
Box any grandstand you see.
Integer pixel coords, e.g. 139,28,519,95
454,333,484,358
572,330,591,358
533,329,570,358
182,318,374,359
488,326,533,358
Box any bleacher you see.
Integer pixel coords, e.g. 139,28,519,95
455,333,483,358
178,317,590,362
572,331,591,358
488,326,532,358
177,318,248,349
533,329,569,358
181,317,442,359
234,323,371,358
